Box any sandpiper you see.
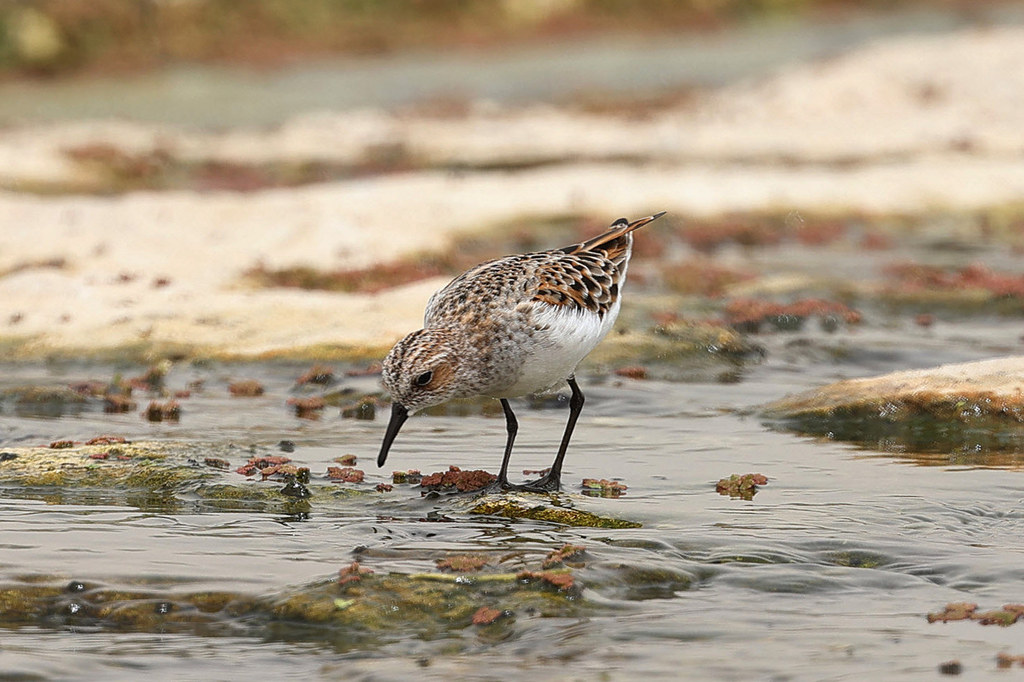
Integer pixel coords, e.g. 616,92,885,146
377,212,665,491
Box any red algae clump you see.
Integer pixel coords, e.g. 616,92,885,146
471,606,505,625
543,544,586,569
885,262,1024,298
614,365,648,380
326,466,364,483
235,454,291,477
716,473,769,500
295,364,336,386
581,478,627,497
928,602,1024,626
420,467,496,492
85,435,127,445
724,298,861,333
517,570,575,590
337,561,373,586
228,380,265,397
143,400,181,422
287,396,325,419
392,470,422,484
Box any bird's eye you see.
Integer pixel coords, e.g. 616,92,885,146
414,371,433,387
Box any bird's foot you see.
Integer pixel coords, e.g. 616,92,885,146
490,473,560,494
514,472,561,493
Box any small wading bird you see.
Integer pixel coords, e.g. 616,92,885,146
377,212,666,492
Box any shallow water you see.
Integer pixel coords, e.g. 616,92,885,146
2,312,1023,680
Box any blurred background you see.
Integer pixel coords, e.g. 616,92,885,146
1,0,1023,359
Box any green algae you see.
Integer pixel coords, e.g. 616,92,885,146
470,497,642,528
0,443,207,491
271,568,582,636
825,550,886,569
0,548,588,645
0,441,642,522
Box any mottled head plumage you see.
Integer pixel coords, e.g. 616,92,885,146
381,328,464,416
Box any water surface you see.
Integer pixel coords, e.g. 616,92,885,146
2,313,1022,679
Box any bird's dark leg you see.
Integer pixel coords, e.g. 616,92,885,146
496,398,518,489
522,375,584,492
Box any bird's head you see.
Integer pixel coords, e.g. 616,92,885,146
377,328,465,467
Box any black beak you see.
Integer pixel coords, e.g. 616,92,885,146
377,402,409,467
629,211,666,229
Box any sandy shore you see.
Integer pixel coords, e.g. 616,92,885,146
2,26,1023,359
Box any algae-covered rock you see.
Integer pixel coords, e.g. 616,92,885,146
0,441,638,523
0,441,208,491
0,441,370,511
763,356,1024,458
0,544,591,644
470,496,642,528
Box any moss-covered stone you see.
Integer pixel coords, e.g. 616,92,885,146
470,497,642,528
0,442,207,490
0,545,590,643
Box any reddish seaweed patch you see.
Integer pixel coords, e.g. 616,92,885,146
392,470,422,484
103,394,137,413
517,570,575,591
614,365,647,380
885,262,1024,298
421,467,496,493
228,380,265,397
928,602,1024,626
471,606,505,625
724,298,861,333
581,478,627,497
85,435,126,445
326,466,364,483
235,455,291,477
716,473,769,500
287,397,325,419
143,400,181,422
543,544,586,569
127,364,170,393
997,653,1024,669
337,561,373,586
247,260,447,295
295,364,336,386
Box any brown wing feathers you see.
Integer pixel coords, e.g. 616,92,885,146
534,212,665,316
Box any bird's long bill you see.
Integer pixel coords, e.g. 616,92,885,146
630,211,667,229
377,402,409,467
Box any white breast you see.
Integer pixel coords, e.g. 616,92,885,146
493,298,621,397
